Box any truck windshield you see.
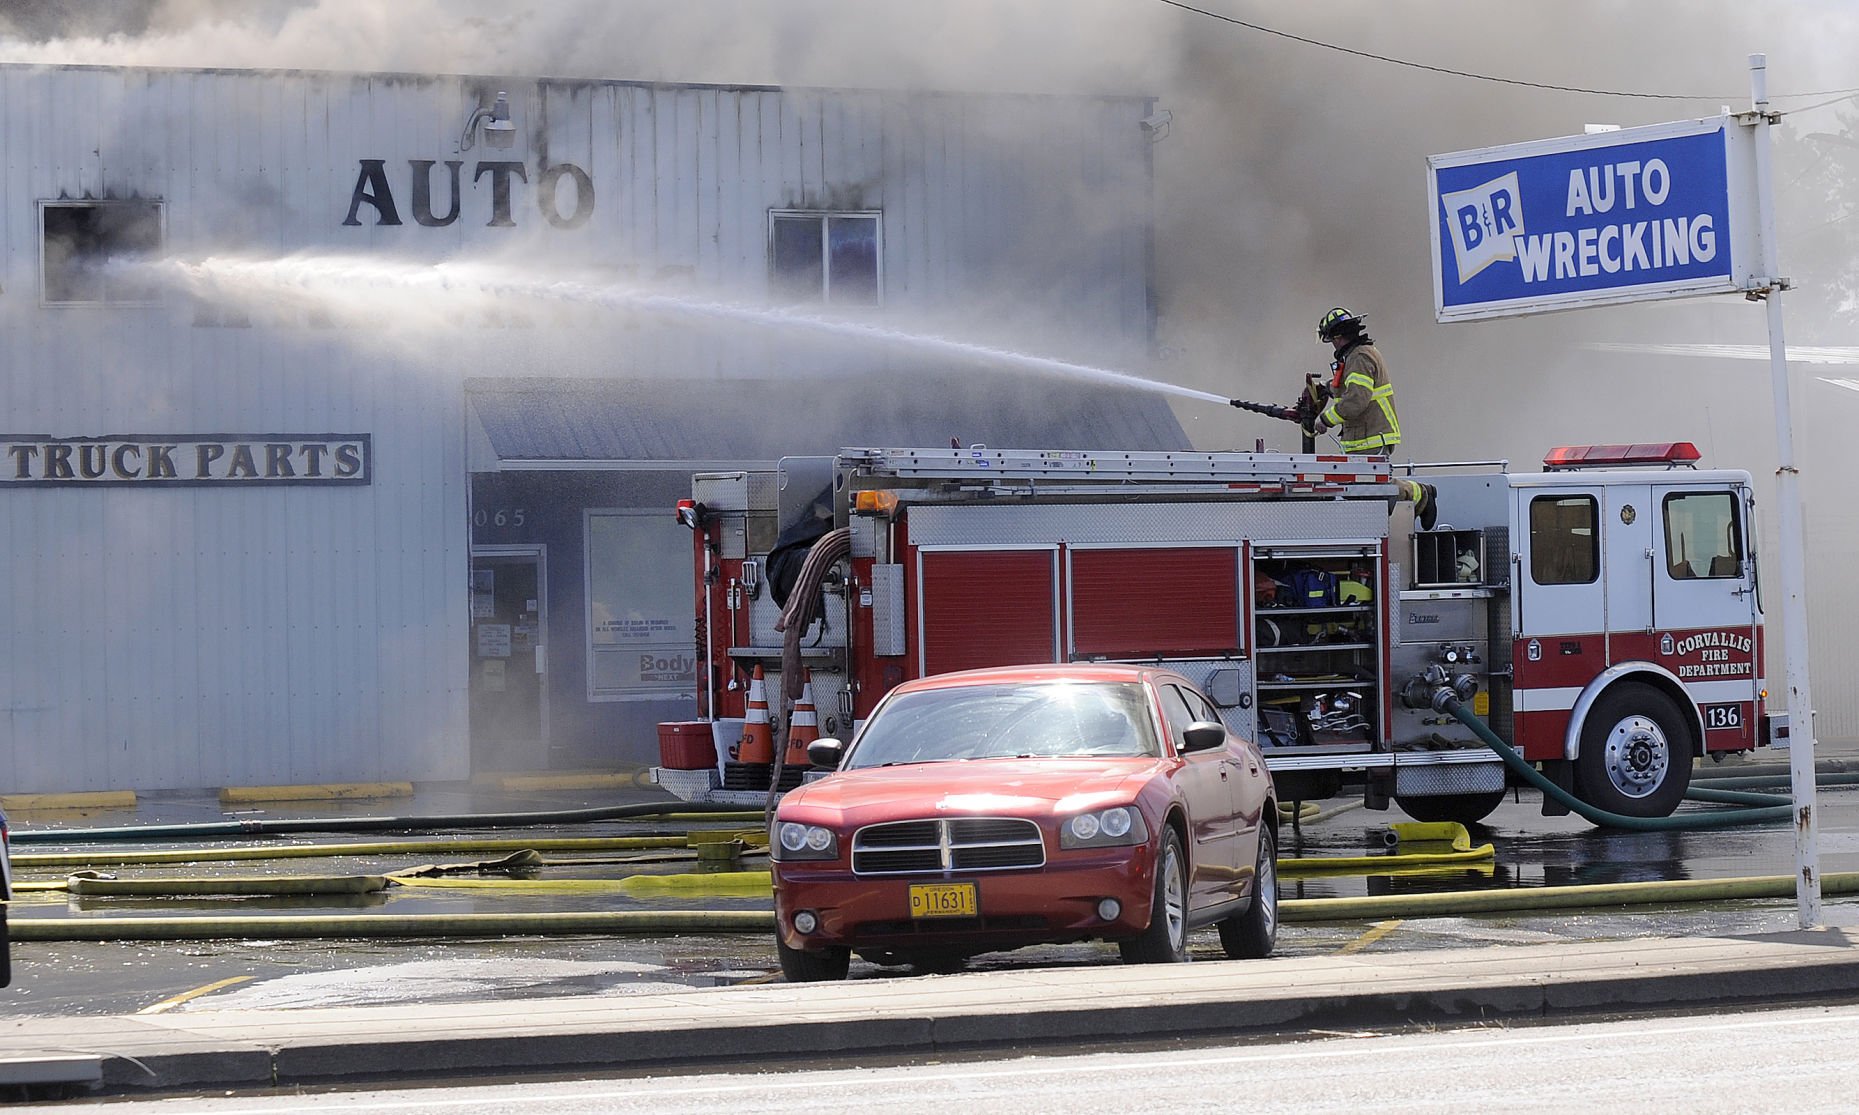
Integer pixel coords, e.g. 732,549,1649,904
843,681,1160,769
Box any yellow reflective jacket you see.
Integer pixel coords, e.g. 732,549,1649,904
1319,342,1401,454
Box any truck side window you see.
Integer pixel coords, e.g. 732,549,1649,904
1663,492,1742,580
1529,495,1598,585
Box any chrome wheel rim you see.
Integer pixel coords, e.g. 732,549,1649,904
1602,714,1670,799
1161,842,1185,950
1257,836,1278,939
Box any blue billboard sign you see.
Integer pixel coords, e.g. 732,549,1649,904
1429,117,1758,321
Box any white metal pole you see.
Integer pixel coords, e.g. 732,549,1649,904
1749,53,1821,928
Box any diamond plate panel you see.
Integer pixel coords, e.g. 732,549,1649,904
870,564,907,656
850,515,878,559
907,501,1390,547
693,472,751,512
1394,761,1505,796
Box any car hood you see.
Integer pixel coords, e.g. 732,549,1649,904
779,758,1162,824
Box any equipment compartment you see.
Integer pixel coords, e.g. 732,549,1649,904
1252,548,1381,751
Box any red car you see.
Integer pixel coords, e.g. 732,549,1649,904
770,664,1279,981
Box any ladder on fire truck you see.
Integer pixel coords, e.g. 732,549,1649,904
838,447,1399,495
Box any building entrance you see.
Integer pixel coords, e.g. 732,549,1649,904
469,547,547,771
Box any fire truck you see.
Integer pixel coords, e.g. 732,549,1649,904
657,442,1779,825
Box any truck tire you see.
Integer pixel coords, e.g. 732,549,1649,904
1218,824,1277,959
1395,790,1505,826
776,936,850,982
1120,827,1188,965
1575,682,1694,819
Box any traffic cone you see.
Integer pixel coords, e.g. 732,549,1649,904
722,665,775,791
783,669,820,770
737,665,774,764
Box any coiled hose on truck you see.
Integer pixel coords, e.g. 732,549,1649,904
1431,689,1797,830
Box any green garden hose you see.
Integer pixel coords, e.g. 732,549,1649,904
1436,691,1795,830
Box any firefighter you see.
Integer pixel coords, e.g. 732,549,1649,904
1308,307,1437,530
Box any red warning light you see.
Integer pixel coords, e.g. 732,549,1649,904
1543,442,1702,470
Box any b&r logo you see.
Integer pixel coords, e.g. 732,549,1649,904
1442,172,1524,281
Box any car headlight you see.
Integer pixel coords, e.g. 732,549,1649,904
1060,806,1147,849
772,821,838,862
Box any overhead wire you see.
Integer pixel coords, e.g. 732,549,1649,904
1152,0,1859,105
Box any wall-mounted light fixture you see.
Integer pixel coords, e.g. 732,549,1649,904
461,91,516,151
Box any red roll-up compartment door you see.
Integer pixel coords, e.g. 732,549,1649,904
1071,547,1240,657
920,549,1057,676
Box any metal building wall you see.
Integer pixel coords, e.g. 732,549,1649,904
0,65,1160,791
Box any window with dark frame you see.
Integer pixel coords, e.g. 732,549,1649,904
1529,495,1599,586
40,200,164,305
1663,491,1743,580
769,211,881,305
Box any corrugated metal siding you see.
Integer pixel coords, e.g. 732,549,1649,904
0,65,1160,791
467,376,1189,462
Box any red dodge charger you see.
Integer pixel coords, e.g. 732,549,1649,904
770,664,1279,981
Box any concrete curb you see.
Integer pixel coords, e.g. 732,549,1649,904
469,769,648,792
0,791,137,812
7,928,1859,1093
218,782,415,804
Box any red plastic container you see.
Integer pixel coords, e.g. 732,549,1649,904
658,721,718,770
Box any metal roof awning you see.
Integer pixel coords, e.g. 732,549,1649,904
465,376,1192,472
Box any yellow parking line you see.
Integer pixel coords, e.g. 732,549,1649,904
136,975,254,1015
1337,918,1404,955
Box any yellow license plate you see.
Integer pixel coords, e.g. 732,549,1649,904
908,882,978,919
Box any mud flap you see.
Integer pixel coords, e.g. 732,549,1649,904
1538,758,1575,816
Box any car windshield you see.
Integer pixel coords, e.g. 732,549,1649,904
842,681,1160,769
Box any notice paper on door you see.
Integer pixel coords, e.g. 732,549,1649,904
477,623,512,658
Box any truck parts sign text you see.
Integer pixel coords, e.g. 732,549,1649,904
0,435,371,487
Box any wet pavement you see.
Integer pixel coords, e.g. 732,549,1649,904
5,760,1859,1017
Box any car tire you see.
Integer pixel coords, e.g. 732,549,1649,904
1575,682,1694,819
1120,826,1188,965
776,935,851,982
1395,789,1506,826
1218,823,1277,959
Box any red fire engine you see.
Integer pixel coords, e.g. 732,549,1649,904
658,442,1779,825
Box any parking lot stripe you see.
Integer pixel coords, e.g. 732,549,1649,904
136,976,254,1015
1338,918,1403,954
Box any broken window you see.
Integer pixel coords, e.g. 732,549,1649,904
769,211,881,306
41,200,164,305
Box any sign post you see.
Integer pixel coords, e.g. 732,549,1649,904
1427,55,1820,927
1747,53,1820,927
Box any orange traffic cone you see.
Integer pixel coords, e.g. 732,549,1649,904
783,669,820,769
736,664,775,765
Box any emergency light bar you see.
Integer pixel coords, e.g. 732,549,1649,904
1543,442,1701,470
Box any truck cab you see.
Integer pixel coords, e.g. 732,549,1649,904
1417,441,1769,820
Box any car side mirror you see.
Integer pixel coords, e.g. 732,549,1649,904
1181,721,1228,753
807,738,845,769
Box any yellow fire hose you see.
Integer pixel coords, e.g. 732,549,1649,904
11,832,766,869
7,911,773,941
14,870,1859,941
62,874,391,896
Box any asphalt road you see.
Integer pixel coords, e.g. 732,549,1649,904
5,780,1857,1016
47,1000,1859,1113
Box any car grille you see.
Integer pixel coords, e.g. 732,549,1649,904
851,817,1046,876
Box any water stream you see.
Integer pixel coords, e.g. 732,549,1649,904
147,253,1232,406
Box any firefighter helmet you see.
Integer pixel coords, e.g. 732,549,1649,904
1317,306,1365,342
